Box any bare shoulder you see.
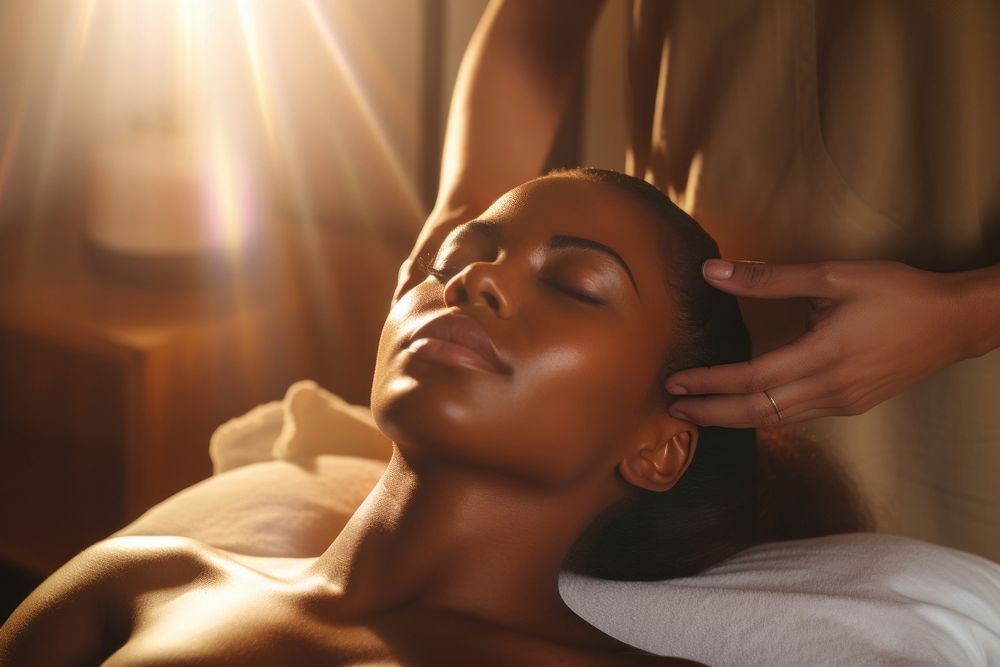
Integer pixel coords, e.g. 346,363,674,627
94,534,225,585
2,535,217,622
0,536,218,666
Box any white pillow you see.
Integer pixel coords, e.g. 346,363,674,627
208,400,284,474
209,379,392,474
560,533,1000,666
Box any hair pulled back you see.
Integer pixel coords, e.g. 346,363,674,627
557,168,868,581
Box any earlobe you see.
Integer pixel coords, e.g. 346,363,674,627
618,428,697,493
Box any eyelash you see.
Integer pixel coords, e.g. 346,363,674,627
543,280,604,306
418,254,604,306
417,253,458,282
427,265,458,282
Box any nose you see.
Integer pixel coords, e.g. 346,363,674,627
442,261,516,317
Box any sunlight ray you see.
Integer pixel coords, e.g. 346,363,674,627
74,0,98,57
0,95,26,207
235,0,279,161
174,0,197,125
301,0,425,222
239,11,344,338
30,3,93,224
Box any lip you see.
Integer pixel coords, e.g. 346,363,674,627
405,312,509,374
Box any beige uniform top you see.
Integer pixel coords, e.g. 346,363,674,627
628,0,1000,560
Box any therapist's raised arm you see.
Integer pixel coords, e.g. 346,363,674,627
665,260,1000,428
394,0,605,301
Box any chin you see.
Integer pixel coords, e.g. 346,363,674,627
369,350,617,488
370,345,506,452
371,372,480,455
371,381,596,489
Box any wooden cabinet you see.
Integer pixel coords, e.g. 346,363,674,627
0,220,401,575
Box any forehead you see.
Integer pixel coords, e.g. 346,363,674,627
486,177,657,236
479,176,670,289
480,177,663,250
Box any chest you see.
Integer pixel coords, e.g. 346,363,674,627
100,584,592,666
102,586,393,666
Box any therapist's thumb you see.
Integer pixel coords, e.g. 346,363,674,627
702,259,839,299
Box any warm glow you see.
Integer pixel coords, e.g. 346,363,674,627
0,0,424,260
0,98,24,205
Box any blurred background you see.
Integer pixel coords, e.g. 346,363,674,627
0,0,632,613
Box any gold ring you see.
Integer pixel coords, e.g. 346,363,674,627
763,389,783,422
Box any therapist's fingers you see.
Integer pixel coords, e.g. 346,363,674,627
394,257,425,303
667,373,840,428
394,227,454,302
665,331,837,397
701,259,850,301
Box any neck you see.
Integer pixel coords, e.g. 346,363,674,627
308,448,616,636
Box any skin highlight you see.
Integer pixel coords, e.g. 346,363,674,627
0,176,702,666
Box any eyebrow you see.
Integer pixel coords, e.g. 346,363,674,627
459,219,503,243
548,235,639,295
456,220,639,296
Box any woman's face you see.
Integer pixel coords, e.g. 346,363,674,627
371,177,679,488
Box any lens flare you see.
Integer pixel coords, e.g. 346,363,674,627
5,0,420,378
235,0,278,161
301,0,425,222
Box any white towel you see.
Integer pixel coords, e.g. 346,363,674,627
560,533,1000,666
209,379,392,474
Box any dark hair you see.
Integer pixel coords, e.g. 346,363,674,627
554,168,869,581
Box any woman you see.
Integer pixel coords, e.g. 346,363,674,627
399,0,1000,564
0,169,858,665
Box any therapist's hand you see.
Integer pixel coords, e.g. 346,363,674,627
665,259,979,428
394,205,476,303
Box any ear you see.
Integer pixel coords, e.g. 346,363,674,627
617,418,698,493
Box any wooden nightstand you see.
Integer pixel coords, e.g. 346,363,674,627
0,216,383,576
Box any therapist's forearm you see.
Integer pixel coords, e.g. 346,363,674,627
434,0,604,218
950,263,1000,359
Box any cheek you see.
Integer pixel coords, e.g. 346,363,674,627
369,290,656,488
501,337,651,477
420,308,655,490
370,288,435,422
370,310,403,404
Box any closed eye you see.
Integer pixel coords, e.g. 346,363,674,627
416,250,460,282
542,279,604,306
425,259,605,306
427,265,460,282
